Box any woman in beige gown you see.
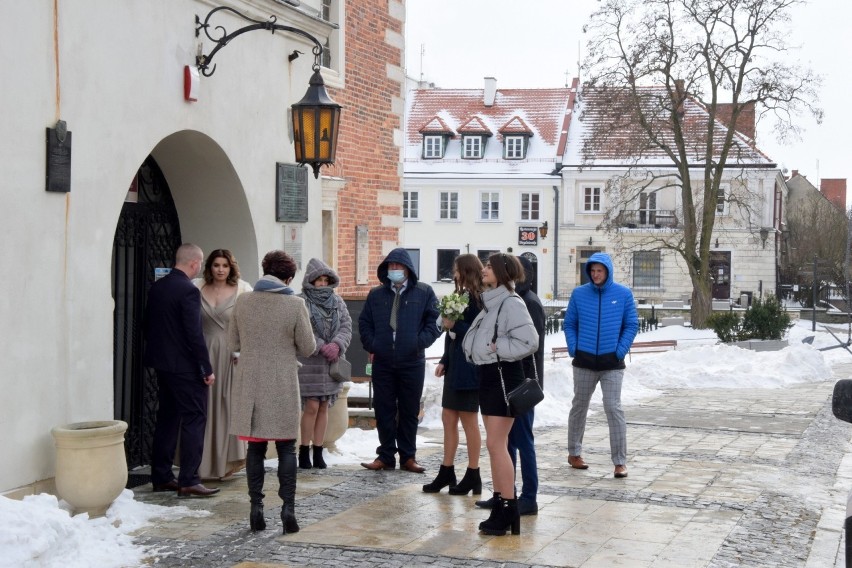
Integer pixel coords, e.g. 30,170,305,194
193,249,253,480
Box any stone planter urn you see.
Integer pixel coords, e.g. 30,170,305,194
324,382,350,451
51,420,128,517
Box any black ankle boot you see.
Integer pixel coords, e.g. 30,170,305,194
281,503,300,534
312,445,327,469
479,494,521,536
422,464,456,493
298,445,312,469
448,467,481,495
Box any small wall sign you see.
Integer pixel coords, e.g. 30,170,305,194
46,120,72,193
518,226,538,246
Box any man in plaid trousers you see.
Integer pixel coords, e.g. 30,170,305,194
562,252,639,478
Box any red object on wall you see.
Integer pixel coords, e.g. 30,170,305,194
184,65,199,102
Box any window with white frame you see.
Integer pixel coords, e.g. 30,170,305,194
405,248,420,277
504,136,525,159
437,249,459,281
716,184,729,215
423,135,444,159
639,191,657,225
403,191,419,219
462,136,483,159
439,191,459,220
477,249,500,266
633,251,661,288
520,192,540,221
479,191,500,220
583,185,602,212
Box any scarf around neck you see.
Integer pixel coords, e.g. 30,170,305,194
303,284,340,342
253,275,295,295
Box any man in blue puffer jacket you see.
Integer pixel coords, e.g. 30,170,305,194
359,248,441,473
563,252,639,478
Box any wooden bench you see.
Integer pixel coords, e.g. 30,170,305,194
551,347,569,361
552,340,678,362
628,339,677,360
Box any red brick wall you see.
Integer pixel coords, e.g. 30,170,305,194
820,178,848,212
325,0,403,298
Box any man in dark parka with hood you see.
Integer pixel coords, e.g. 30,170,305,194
359,248,441,473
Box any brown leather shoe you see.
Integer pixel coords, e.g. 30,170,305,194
568,455,589,470
360,458,394,471
614,465,628,478
400,458,425,473
177,483,220,497
152,480,179,492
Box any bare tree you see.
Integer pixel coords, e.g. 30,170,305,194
782,193,849,306
581,0,821,328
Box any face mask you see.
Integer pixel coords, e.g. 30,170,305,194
387,269,406,284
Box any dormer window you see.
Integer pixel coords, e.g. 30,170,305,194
499,116,533,160
423,135,445,159
457,116,492,160
462,136,484,159
504,136,525,159
418,116,454,160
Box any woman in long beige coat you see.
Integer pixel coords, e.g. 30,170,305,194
228,250,316,535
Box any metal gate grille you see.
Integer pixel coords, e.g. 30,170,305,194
112,156,181,472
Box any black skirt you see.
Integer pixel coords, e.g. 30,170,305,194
478,360,524,417
441,380,480,412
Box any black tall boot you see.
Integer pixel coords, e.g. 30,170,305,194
422,464,456,493
246,441,267,532
298,445,312,469
276,440,300,535
448,467,481,495
312,445,327,469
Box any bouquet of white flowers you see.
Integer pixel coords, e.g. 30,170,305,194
439,291,470,322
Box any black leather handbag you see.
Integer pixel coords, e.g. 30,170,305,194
492,297,544,417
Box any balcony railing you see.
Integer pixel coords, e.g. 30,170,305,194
617,209,679,229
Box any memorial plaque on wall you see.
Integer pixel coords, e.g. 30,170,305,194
356,225,369,285
282,224,303,270
46,124,72,193
275,163,308,222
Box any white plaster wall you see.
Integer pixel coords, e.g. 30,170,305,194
400,177,556,299
0,0,334,493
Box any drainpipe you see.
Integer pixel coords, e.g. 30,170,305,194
553,185,560,298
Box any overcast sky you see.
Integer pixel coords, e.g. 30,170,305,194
404,0,850,204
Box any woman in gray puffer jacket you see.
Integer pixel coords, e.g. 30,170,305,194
297,258,352,469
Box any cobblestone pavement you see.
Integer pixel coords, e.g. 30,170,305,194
132,363,852,567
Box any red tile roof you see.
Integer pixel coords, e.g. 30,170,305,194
407,87,573,152
572,86,772,166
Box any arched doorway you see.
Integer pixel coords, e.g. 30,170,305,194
111,131,258,481
521,252,539,294
112,156,181,470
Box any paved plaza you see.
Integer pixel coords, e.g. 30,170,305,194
131,361,852,567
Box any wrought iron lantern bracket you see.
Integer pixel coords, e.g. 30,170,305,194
195,6,323,77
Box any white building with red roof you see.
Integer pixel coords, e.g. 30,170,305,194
556,86,783,306
402,77,577,298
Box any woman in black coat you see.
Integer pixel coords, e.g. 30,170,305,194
423,254,484,495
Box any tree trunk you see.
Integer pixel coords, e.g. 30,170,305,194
691,282,713,329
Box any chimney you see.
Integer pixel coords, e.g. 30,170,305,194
791,169,798,179
484,77,497,107
672,79,685,118
715,102,756,140
820,178,847,211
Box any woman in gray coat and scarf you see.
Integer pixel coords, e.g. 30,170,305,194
228,250,316,534
297,258,352,469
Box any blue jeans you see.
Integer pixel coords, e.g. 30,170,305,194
507,408,537,502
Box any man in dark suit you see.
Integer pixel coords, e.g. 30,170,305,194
144,243,219,497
